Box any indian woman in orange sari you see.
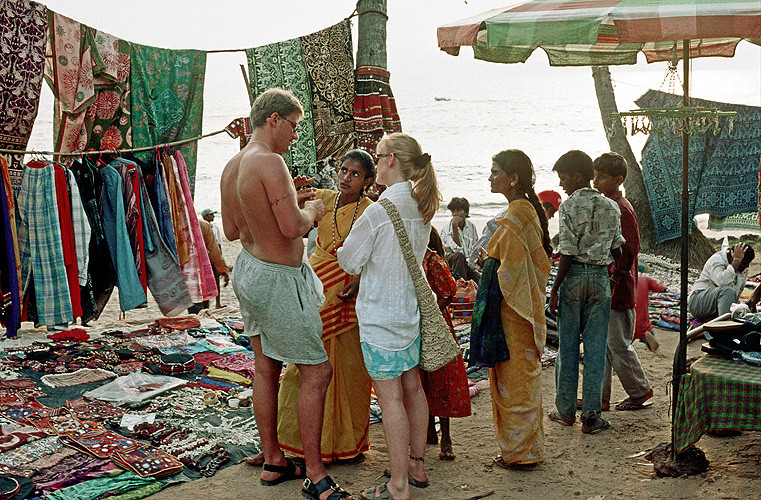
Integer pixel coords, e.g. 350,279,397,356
277,150,376,463
482,150,552,468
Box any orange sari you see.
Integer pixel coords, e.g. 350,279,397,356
277,190,372,462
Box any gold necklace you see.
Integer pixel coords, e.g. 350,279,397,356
249,140,272,152
331,192,361,249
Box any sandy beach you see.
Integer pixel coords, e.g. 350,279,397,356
33,226,748,500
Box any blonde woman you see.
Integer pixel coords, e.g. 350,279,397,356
338,133,441,500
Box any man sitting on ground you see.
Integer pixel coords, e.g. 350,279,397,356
688,242,757,322
440,197,480,282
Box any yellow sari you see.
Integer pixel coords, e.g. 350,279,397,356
277,190,373,462
486,199,551,465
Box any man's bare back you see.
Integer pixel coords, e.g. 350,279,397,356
220,141,324,268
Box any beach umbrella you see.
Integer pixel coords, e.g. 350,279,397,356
438,0,761,456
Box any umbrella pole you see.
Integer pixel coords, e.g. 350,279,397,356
672,38,691,456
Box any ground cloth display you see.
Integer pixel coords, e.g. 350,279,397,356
637,89,761,244
673,354,761,453
0,317,262,497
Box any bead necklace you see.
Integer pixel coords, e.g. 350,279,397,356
331,192,361,249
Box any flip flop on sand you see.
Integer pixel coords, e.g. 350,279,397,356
615,399,653,411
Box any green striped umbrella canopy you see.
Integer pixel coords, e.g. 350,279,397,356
437,0,761,66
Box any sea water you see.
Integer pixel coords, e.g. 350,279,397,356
24,12,760,223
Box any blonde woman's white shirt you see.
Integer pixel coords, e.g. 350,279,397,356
337,181,431,350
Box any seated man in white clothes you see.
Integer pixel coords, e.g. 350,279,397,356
688,242,760,322
440,197,480,282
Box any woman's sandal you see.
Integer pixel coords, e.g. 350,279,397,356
302,476,354,500
260,457,304,486
382,455,429,488
359,483,395,500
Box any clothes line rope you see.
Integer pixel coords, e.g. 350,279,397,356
0,128,227,157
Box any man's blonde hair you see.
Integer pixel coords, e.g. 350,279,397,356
250,88,304,128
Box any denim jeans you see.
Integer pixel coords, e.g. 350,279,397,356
554,262,612,418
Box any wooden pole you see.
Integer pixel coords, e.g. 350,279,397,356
672,38,691,457
356,0,388,69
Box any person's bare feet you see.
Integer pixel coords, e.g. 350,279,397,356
244,452,264,466
439,438,455,460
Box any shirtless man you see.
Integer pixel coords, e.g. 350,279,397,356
220,88,353,500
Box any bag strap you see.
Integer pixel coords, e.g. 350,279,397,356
378,198,435,306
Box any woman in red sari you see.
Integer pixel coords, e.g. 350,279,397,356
421,227,471,461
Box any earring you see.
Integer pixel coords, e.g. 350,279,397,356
510,181,516,187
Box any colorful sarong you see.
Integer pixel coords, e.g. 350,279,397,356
0,0,47,188
0,155,20,337
637,90,761,243
278,190,372,462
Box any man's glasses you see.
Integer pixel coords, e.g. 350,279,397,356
283,116,299,132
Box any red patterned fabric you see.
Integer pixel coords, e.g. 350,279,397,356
353,66,401,154
420,251,472,418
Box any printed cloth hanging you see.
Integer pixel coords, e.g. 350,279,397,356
245,19,355,185
225,117,251,150
16,162,73,326
637,90,761,244
707,159,761,231
44,13,132,163
354,66,402,154
0,0,47,188
0,156,20,337
130,44,206,194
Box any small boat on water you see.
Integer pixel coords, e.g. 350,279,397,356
434,97,450,101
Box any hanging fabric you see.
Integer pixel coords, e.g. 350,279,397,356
130,44,206,194
44,13,132,164
637,90,761,243
353,66,402,154
53,164,83,320
245,19,355,185
110,159,148,294
136,167,192,316
99,163,147,312
17,162,73,326
70,159,116,319
0,155,20,338
0,1,47,189
65,168,98,324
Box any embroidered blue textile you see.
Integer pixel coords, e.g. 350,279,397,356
636,90,761,243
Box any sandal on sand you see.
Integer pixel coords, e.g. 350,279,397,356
439,451,455,461
548,410,575,426
360,483,399,500
382,469,429,488
260,458,304,486
493,456,538,470
302,476,354,500
581,415,610,434
615,399,653,411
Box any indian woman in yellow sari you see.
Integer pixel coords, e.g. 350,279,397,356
277,149,376,463
482,149,552,468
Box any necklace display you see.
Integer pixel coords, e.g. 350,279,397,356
331,192,361,249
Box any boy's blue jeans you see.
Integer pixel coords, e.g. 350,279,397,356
554,262,612,418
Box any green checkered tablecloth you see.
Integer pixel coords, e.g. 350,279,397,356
673,355,761,453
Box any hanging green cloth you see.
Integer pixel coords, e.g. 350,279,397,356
130,44,206,193
245,19,355,183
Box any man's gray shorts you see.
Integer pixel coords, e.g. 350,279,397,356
232,249,327,365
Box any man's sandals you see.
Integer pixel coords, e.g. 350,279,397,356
260,458,304,486
302,476,355,500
